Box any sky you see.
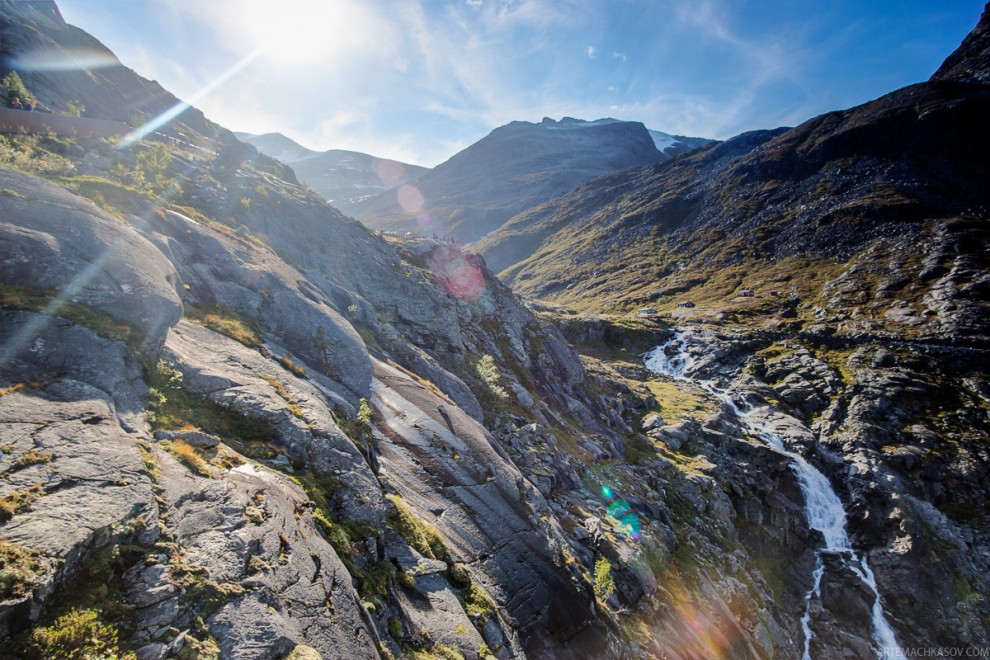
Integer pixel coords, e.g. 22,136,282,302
57,0,985,168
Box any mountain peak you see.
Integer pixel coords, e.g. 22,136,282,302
931,2,990,83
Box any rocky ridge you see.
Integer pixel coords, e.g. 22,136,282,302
236,132,429,213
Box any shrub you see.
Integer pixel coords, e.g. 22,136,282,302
1,71,29,101
64,99,84,117
593,556,615,602
357,398,373,427
387,616,403,640
446,562,471,588
28,608,134,660
135,142,172,193
476,354,508,400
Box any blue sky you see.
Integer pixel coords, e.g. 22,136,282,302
58,0,984,167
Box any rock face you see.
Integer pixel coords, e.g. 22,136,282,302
932,1,990,84
0,169,182,348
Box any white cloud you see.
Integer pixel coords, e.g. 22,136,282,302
587,46,597,58
612,51,627,62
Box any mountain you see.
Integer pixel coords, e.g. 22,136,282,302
648,128,713,156
233,131,318,163
353,116,676,243
237,132,429,212
2,1,990,659
477,47,990,343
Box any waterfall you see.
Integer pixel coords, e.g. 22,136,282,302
644,333,900,659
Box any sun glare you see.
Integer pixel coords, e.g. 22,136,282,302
233,0,378,66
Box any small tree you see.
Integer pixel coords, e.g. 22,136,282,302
135,142,172,192
1,71,29,101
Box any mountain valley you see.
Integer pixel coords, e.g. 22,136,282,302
0,2,988,660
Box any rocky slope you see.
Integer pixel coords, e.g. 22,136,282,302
474,15,990,344
236,132,429,213
353,117,669,244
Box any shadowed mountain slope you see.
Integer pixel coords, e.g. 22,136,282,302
476,19,990,342
353,117,672,243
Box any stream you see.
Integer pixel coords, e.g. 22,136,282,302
644,332,900,659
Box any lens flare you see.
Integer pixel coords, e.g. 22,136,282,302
12,48,118,72
397,184,425,214
607,500,631,519
423,244,486,302
373,158,406,187
117,47,262,149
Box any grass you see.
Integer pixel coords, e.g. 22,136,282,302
642,380,715,423
57,175,154,219
0,284,144,352
1,529,147,660
257,373,304,419
278,354,307,378
159,439,212,477
0,484,44,522
147,359,274,448
0,133,75,178
12,449,54,470
27,608,136,660
184,303,262,348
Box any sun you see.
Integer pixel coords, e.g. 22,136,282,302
232,0,379,66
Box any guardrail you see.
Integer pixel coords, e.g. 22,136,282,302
0,107,129,139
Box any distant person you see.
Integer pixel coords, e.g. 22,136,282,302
22,99,33,112
7,97,22,110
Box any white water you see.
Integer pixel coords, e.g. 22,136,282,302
644,333,900,659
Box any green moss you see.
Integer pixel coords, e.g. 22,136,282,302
0,483,44,522
0,539,46,600
461,582,495,623
0,284,144,352
386,494,448,561
146,358,275,450
27,608,136,660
